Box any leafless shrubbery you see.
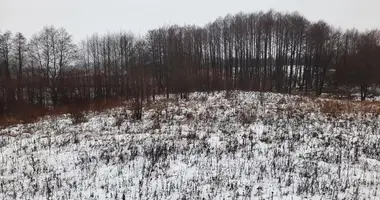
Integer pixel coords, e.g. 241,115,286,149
182,132,198,140
259,92,265,106
70,111,87,125
224,90,236,100
132,100,143,121
239,110,257,125
200,95,208,102
277,97,287,105
185,112,194,121
114,115,124,127
152,109,161,130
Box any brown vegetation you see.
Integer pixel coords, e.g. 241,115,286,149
1,10,380,127
318,99,380,115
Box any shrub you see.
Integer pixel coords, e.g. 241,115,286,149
131,100,143,121
239,110,256,125
69,108,87,124
114,115,125,127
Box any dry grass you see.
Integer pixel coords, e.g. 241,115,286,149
0,98,127,129
318,99,380,115
0,117,20,128
87,99,125,112
2,92,380,129
0,102,50,127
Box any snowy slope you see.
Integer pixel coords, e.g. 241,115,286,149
1,91,380,199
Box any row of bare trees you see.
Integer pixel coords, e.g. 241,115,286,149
1,10,380,119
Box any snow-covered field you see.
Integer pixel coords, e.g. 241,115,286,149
1,91,380,199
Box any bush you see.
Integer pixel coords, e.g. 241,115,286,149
132,100,142,121
114,115,125,127
70,109,87,124
239,110,256,125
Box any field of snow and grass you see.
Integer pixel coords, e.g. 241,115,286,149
1,91,380,199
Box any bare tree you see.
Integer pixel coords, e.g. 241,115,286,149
29,26,77,107
11,32,27,100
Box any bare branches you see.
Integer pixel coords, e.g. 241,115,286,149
1,10,380,122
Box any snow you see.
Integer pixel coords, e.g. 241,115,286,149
1,91,380,199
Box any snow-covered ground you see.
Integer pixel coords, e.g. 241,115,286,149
1,91,380,199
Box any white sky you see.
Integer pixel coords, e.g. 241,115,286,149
1,0,380,42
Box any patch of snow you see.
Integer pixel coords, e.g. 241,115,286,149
0,91,380,199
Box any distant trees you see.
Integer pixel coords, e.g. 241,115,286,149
28,26,77,107
0,31,14,115
336,30,380,100
12,32,27,100
1,10,380,122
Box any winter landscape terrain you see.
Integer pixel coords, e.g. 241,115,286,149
1,91,380,200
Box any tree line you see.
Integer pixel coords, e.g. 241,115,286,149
1,10,380,120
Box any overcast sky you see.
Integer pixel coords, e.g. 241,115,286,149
1,0,380,42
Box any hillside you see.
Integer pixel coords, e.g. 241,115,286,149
1,91,380,199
